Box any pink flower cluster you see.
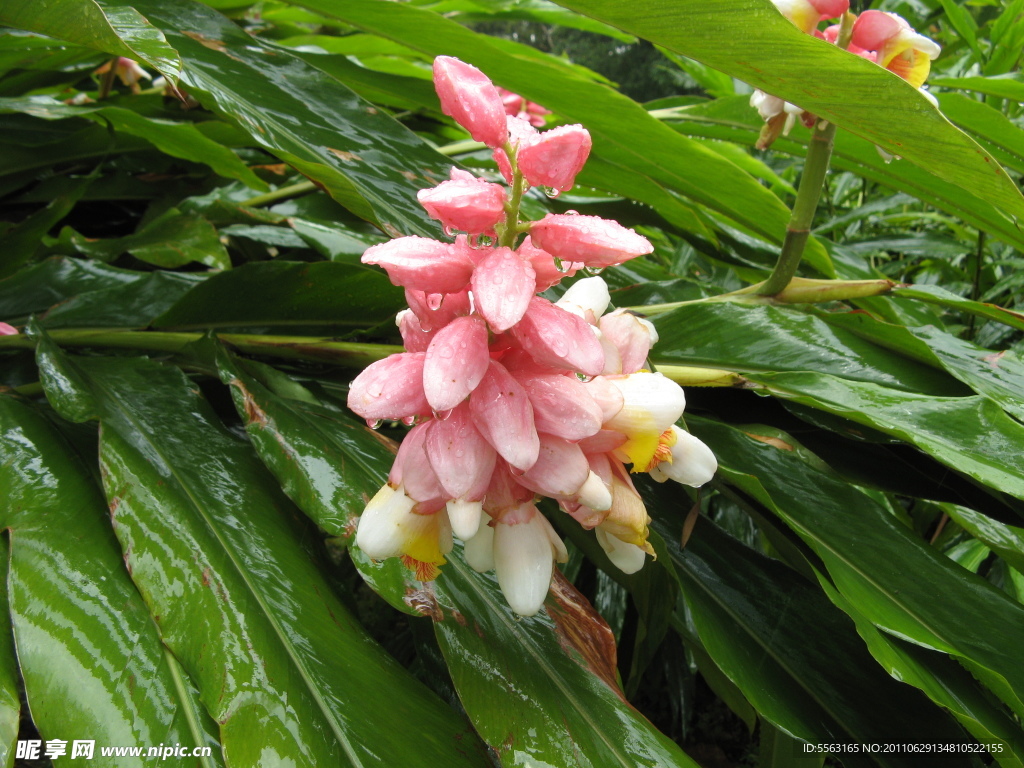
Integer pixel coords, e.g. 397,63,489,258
753,1,940,148
348,56,716,616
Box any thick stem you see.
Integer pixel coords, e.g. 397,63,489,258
756,119,837,296
498,140,526,249
97,58,119,100
0,329,401,367
755,11,855,297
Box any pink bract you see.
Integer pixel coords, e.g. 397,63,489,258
511,297,606,377
516,125,592,192
433,56,508,149
362,236,473,294
422,315,490,412
530,214,653,269
468,360,540,471
417,175,506,235
347,352,430,422
471,248,537,332
851,9,906,50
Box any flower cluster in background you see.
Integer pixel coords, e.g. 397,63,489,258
348,56,716,616
752,0,941,148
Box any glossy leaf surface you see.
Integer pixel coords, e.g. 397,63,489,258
0,394,221,765
693,416,1024,718
35,345,491,768
0,0,182,82
125,0,454,237
552,0,1024,223
153,261,404,331
647,503,973,762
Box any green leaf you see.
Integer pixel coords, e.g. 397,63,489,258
803,308,1024,421
648,509,975,761
0,0,182,83
937,0,982,60
152,261,403,332
550,0,1024,224
0,540,17,768
68,208,231,270
0,257,147,321
214,349,419,615
665,96,1024,253
650,302,963,394
40,271,207,329
0,172,93,279
893,283,1024,334
0,394,222,765
943,504,1024,576
938,93,1024,176
931,74,1024,101
287,0,830,267
35,348,492,767
696,415,1024,720
748,370,1024,504
433,554,702,768
124,0,454,237
0,96,268,190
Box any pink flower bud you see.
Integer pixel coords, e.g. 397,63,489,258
494,116,537,185
851,9,905,50
469,360,540,471
516,237,579,291
405,286,472,332
347,352,430,422
851,11,941,88
529,214,653,269
417,174,506,236
422,315,490,412
0,322,18,335
517,125,591,192
362,236,473,294
433,56,508,149
471,248,536,332
510,297,606,377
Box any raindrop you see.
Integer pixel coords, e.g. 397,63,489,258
543,187,561,199
427,293,443,310
402,415,417,426
564,209,579,215
433,408,454,421
454,448,465,458
553,256,566,273
366,419,383,429
443,225,456,237
437,344,455,359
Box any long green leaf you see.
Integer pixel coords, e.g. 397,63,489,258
648,507,976,763
287,0,830,269
551,0,1024,223
124,0,454,237
695,415,1024,721
34,343,491,768
650,301,963,394
664,96,1024,252
0,0,181,82
212,350,703,767
0,96,267,190
152,261,403,332
0,394,222,766
0,540,16,768
748,370,1024,503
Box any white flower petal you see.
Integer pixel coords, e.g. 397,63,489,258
493,515,555,616
596,527,647,574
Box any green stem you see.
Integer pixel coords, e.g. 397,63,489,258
97,57,119,100
755,11,854,297
0,329,401,367
498,140,526,249
239,181,318,208
967,230,986,338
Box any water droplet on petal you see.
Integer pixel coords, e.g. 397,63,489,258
427,293,443,310
433,408,454,421
402,415,417,426
443,225,456,237
366,419,383,429
565,209,579,215
544,187,561,199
